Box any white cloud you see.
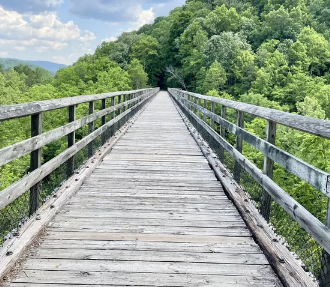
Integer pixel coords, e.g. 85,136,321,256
0,39,68,52
102,36,117,42
127,7,155,32
0,51,8,56
14,46,26,51
137,8,155,28
0,7,81,41
79,30,96,42
0,5,93,56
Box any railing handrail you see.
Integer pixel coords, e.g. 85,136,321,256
0,88,159,213
168,87,330,259
170,89,330,140
0,88,155,121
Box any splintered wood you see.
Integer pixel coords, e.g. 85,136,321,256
7,92,282,287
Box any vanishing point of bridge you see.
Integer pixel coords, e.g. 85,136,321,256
0,89,330,286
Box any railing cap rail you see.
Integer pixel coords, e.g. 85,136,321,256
170,88,330,139
0,88,155,121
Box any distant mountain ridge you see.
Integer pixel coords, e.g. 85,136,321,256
0,58,67,73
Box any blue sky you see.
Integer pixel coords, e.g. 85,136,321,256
0,0,185,65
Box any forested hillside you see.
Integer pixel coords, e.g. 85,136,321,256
1,0,330,276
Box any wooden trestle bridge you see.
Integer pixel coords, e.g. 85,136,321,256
0,89,330,286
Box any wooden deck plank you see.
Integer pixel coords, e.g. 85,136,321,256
7,91,281,286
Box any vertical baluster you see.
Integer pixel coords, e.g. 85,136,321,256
123,95,126,112
198,98,202,119
67,105,76,176
88,101,94,158
101,99,106,145
219,105,227,162
203,99,207,122
210,101,215,129
111,97,115,137
233,111,244,183
118,95,122,130
29,113,42,216
320,202,330,287
260,120,276,221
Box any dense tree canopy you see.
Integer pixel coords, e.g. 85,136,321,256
1,0,330,275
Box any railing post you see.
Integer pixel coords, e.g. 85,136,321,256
198,98,202,119
88,101,94,158
219,105,227,162
29,113,42,216
260,120,276,221
118,95,122,129
111,97,115,137
320,201,330,286
101,99,106,145
210,102,215,129
203,99,207,122
67,105,76,176
233,111,244,183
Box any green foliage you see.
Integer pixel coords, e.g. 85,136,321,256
202,61,227,92
127,59,148,89
2,0,330,276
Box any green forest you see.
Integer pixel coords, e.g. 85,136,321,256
1,0,330,277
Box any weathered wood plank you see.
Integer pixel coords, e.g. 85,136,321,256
5,92,281,287
0,88,158,121
183,95,330,195
170,88,330,140
0,93,149,167
171,90,330,255
0,96,153,210
11,271,281,286
171,90,317,287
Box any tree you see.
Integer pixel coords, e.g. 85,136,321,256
127,59,148,89
204,5,240,35
297,27,330,75
203,61,227,92
203,32,251,72
131,34,160,86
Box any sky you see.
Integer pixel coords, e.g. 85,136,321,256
0,0,186,65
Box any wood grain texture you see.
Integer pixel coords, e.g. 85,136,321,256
170,90,318,287
0,93,154,210
5,92,281,287
170,89,330,256
0,88,159,121
182,95,330,195
170,88,330,140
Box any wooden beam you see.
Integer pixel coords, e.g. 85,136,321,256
210,102,215,129
169,90,330,256
0,98,152,283
233,111,244,183
0,96,145,167
29,113,42,216
260,121,276,221
67,105,76,177
0,94,155,211
0,88,159,121
88,101,95,158
182,98,330,196
101,99,106,145
169,89,330,140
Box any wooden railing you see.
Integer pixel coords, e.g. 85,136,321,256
0,88,159,216
169,88,330,286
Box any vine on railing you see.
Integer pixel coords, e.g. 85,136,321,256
0,88,159,246
169,88,330,287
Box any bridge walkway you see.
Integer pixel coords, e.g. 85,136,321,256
7,92,281,286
